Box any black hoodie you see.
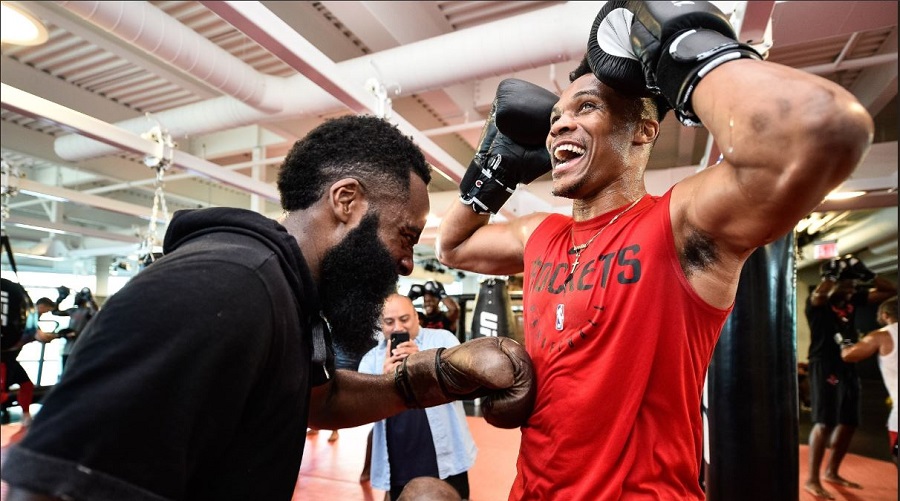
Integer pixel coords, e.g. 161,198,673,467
4,207,331,501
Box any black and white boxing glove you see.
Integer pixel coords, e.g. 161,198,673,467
844,255,876,282
408,284,425,301
459,78,558,215
394,337,535,429
55,285,71,304
423,280,447,299
588,1,761,126
586,1,670,119
820,257,846,282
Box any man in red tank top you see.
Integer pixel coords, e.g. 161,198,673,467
437,2,874,499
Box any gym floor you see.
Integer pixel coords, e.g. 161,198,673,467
1,396,896,500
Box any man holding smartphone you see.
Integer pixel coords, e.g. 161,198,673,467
359,293,476,500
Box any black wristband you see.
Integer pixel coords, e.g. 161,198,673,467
394,357,420,408
434,348,450,397
657,29,761,126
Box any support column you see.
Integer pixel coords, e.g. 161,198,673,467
95,255,112,300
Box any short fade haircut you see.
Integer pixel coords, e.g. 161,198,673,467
36,297,55,308
278,115,431,211
569,54,668,123
879,296,898,321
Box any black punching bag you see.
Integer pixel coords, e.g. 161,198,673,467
470,278,519,343
705,233,799,500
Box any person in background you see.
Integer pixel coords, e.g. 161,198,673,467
841,296,899,467
806,255,896,498
34,297,58,343
409,281,460,334
0,291,55,437
51,286,99,372
359,293,476,501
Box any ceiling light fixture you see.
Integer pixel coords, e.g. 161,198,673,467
824,190,866,201
12,252,64,262
0,2,49,46
13,222,68,235
17,189,68,202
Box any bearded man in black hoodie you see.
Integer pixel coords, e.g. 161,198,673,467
3,116,534,501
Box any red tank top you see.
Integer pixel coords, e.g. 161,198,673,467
510,191,732,500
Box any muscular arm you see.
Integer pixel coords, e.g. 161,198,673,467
436,202,548,276
442,296,460,331
841,329,890,362
307,370,408,430
309,338,419,429
868,276,897,304
670,59,874,306
810,279,837,307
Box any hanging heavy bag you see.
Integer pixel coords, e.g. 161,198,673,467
471,278,518,342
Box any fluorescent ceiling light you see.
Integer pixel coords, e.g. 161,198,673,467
825,190,866,201
13,223,68,235
17,189,68,202
0,2,49,46
13,252,65,262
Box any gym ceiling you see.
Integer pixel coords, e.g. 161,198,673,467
1,1,896,278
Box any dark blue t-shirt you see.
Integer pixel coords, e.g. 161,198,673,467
385,409,439,487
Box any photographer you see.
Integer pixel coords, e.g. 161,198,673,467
804,255,896,498
52,286,99,372
359,294,475,500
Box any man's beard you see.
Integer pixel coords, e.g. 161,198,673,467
320,212,397,360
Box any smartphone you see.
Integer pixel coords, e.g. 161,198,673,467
390,332,410,348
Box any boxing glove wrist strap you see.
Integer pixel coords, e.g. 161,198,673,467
657,29,761,127
459,161,517,215
434,347,451,397
394,357,420,408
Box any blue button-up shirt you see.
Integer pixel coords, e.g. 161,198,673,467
359,327,478,491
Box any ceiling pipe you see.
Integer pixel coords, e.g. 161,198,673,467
53,0,604,161
203,1,476,185
1,82,280,201
56,0,285,113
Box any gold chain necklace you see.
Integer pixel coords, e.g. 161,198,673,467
564,197,642,285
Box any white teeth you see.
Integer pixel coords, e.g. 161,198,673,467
553,143,585,161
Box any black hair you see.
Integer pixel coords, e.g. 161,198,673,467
36,297,55,307
569,54,668,123
568,55,593,83
278,115,431,211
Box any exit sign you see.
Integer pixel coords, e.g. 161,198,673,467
814,241,839,259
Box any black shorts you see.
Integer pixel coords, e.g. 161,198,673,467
1,350,32,389
809,360,859,427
